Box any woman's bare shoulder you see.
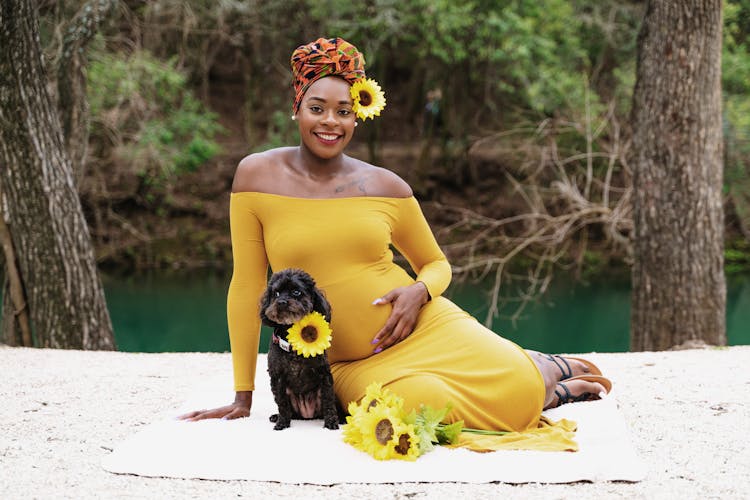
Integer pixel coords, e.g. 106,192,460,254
232,148,294,193
351,158,413,198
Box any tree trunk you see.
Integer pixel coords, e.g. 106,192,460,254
0,0,115,350
0,187,32,346
56,0,119,183
630,1,726,350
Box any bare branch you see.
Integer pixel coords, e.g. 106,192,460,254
432,100,633,326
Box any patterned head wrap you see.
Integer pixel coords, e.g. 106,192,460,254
291,37,366,114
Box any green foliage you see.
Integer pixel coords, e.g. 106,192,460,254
724,0,750,137
88,48,223,188
252,110,300,153
725,235,750,275
308,0,594,119
724,0,750,241
39,0,750,273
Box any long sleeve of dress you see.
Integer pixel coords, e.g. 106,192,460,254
391,197,452,299
226,194,268,391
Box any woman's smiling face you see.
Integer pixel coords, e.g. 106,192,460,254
296,76,357,160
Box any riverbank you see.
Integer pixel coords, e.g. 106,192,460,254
2,345,749,499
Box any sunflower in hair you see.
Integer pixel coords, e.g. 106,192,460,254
286,311,332,357
350,78,386,120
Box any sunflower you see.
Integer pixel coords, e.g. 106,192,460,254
350,78,386,121
342,414,364,446
358,381,403,414
358,405,403,460
286,311,332,357
392,423,421,461
344,382,402,448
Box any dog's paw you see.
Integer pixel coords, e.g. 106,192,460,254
273,420,291,431
324,418,339,430
269,413,279,423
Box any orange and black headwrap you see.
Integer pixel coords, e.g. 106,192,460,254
290,37,366,114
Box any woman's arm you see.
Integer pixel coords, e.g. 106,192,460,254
180,164,269,420
371,195,452,352
225,193,269,393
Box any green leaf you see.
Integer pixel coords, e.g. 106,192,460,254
416,427,435,454
402,409,417,427
414,403,452,444
436,420,464,444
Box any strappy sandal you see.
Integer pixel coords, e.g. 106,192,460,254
545,354,603,380
553,375,612,408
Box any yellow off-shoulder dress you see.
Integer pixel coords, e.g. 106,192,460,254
227,192,577,451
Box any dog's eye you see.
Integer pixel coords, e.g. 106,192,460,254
291,290,301,297
274,291,280,297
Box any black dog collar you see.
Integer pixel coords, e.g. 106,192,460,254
272,332,291,353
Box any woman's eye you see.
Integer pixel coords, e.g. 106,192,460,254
339,109,351,116
291,290,301,297
310,105,322,113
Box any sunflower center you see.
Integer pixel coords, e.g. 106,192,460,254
358,90,372,106
375,419,394,445
394,433,411,455
301,325,318,343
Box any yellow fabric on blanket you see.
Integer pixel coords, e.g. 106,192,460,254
453,417,578,452
227,192,577,452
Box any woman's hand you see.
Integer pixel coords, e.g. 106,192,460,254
177,391,253,421
370,282,429,353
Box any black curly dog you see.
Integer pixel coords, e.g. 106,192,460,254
260,268,340,430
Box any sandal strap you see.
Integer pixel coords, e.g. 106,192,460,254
554,382,573,405
554,381,598,407
546,354,573,380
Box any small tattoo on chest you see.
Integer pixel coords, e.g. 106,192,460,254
334,176,368,195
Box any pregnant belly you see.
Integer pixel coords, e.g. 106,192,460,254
323,270,413,363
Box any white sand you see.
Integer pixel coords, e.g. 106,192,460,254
2,345,749,499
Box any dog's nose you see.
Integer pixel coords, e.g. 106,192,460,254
277,298,287,307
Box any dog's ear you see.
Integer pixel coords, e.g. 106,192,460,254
313,288,331,323
259,279,274,325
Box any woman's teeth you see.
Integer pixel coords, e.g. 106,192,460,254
317,133,339,141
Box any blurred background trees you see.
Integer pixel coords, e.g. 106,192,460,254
2,0,749,348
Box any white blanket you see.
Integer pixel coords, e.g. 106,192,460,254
102,356,645,484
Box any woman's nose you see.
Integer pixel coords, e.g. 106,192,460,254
320,110,338,125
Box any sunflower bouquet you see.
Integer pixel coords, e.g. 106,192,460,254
342,382,501,461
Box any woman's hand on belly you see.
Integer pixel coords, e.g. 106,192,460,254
370,282,430,354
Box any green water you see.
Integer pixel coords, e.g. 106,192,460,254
103,271,750,353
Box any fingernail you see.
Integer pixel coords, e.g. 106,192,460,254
371,339,379,344
374,347,382,353
372,298,383,305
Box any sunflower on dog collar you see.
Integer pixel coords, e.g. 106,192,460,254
350,78,386,121
286,311,333,357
